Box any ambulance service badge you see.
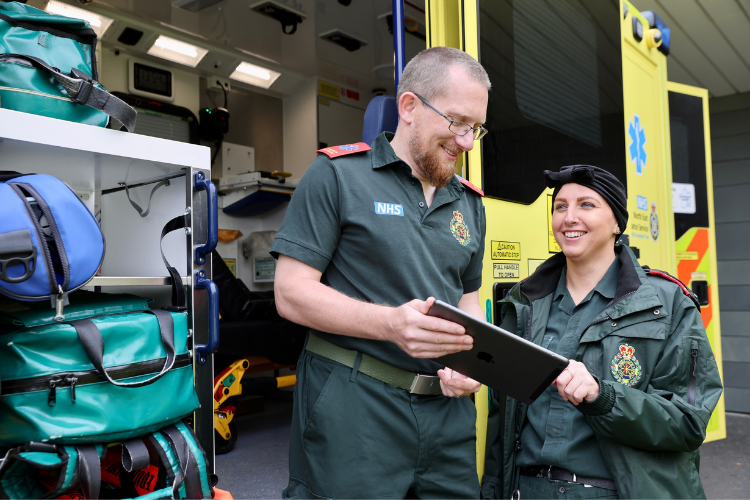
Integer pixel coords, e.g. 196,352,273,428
450,211,471,246
650,202,659,241
611,343,643,387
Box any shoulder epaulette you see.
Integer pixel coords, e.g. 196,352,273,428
455,175,484,197
644,268,700,310
317,142,371,159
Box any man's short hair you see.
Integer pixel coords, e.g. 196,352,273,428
397,47,491,103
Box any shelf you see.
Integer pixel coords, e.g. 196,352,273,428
89,276,192,286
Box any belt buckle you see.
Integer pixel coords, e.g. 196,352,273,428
547,465,553,481
409,374,440,394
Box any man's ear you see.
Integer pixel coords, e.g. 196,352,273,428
398,92,418,125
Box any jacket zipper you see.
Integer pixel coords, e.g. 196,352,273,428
688,348,698,406
3,354,192,406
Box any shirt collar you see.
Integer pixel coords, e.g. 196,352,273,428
554,257,621,302
370,132,465,197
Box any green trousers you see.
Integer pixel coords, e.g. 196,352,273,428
518,476,620,500
283,350,480,499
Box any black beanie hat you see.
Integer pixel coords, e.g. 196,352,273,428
544,165,628,238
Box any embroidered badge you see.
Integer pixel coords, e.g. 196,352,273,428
450,211,471,246
611,343,643,387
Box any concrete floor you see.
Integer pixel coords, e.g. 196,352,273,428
215,404,750,499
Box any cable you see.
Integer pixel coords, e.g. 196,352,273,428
218,80,228,108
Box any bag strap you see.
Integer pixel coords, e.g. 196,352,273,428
0,54,137,132
75,445,101,500
160,215,190,311
70,309,176,388
121,438,151,473
160,426,203,499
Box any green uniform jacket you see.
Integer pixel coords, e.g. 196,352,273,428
481,245,723,500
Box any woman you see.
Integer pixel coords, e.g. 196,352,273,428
481,165,723,499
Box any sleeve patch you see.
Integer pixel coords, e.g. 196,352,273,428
317,142,372,158
455,175,484,197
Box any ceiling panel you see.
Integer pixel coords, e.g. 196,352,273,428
658,0,750,93
631,0,737,96
698,0,750,71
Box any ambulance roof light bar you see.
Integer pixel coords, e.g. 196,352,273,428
45,1,114,38
147,35,208,68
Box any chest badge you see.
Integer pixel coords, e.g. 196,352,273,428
611,343,643,387
450,211,471,246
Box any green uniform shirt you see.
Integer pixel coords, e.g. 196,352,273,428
516,257,621,480
270,132,486,374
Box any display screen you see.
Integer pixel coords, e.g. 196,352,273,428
133,63,172,97
478,0,626,204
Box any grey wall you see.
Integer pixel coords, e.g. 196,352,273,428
711,91,750,414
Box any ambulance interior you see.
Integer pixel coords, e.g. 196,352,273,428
47,0,426,492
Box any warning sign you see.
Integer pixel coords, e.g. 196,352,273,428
318,80,340,101
494,262,520,279
491,241,521,260
676,251,699,261
547,195,561,253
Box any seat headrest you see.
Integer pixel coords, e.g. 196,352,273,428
362,95,398,145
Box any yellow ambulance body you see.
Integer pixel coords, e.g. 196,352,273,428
423,0,725,477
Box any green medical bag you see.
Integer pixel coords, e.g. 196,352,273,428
0,291,199,447
0,2,136,130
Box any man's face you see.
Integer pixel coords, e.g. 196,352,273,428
408,67,488,188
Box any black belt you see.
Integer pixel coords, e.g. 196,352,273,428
519,466,617,491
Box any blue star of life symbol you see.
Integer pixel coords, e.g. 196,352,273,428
339,144,359,151
628,114,647,175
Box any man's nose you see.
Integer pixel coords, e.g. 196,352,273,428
455,133,474,152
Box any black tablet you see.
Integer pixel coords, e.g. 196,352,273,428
427,300,569,404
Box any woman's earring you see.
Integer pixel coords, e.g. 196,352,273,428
615,227,621,235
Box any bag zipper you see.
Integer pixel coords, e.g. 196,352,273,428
8,183,57,297
688,348,698,406
2,354,192,407
0,85,73,102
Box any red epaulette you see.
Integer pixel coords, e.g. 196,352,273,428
644,268,701,310
455,175,484,197
317,142,371,159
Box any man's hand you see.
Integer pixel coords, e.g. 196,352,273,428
438,368,481,397
551,360,600,405
385,297,473,358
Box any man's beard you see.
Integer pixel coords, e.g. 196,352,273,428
408,132,457,189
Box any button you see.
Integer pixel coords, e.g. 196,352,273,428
410,180,415,185
654,309,660,315
558,486,566,494
611,322,617,327
418,202,425,208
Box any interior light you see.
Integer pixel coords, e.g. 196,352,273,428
230,61,281,89
147,35,208,68
46,1,114,38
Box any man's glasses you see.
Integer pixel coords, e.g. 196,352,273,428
415,94,488,140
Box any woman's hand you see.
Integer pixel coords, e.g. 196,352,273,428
552,360,600,405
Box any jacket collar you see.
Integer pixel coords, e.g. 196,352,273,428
521,245,644,303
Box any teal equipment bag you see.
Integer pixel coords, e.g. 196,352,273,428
0,292,199,447
0,2,136,131
0,421,216,499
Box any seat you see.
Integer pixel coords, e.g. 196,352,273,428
362,95,398,145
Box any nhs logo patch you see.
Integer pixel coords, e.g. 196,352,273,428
637,195,648,211
374,202,404,216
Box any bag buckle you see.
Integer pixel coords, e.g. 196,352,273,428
70,68,93,105
409,374,441,395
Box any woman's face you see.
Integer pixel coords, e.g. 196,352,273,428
552,183,618,262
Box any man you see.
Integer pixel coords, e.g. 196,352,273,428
271,46,491,499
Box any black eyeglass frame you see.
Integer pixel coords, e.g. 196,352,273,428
414,93,488,140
